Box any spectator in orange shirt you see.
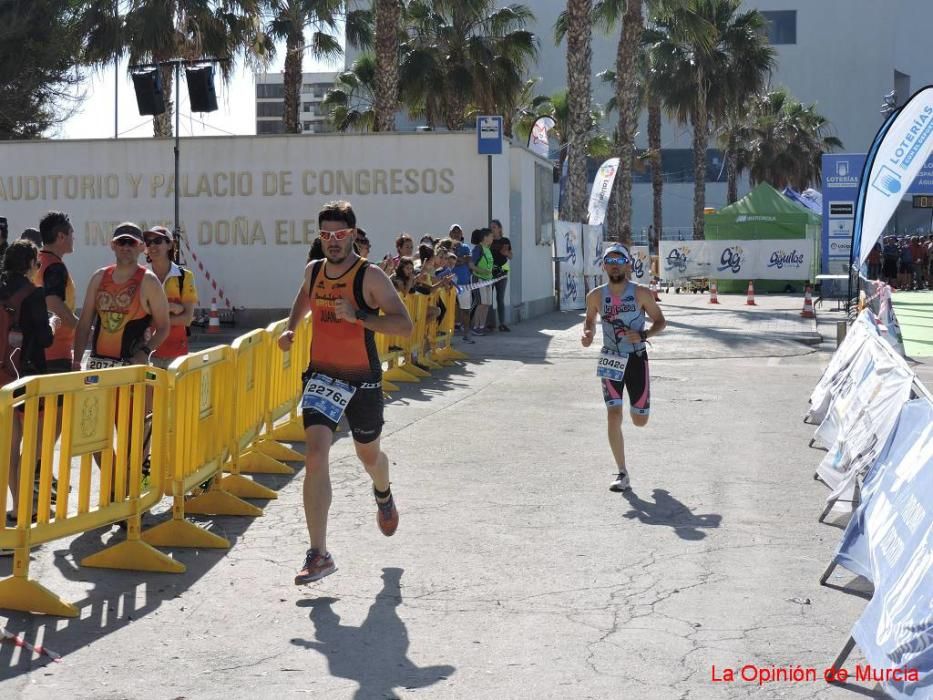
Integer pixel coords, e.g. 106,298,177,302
144,226,198,369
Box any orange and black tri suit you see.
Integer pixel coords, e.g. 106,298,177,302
302,257,383,442
92,265,151,362
35,250,76,372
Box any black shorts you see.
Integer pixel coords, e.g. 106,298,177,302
301,369,384,444
883,260,898,278
601,350,650,415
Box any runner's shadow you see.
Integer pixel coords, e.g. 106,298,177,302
291,568,454,698
622,489,722,540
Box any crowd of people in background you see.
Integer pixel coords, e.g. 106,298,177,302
868,235,932,290
307,219,514,346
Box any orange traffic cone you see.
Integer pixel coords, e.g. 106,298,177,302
207,298,221,333
800,286,815,318
745,281,757,306
709,279,720,304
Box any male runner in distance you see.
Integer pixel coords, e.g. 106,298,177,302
581,244,666,491
279,200,413,584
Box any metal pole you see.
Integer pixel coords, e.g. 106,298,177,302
487,155,493,224
114,1,119,139
174,60,181,236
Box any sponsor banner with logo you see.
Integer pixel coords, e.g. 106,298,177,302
629,246,650,283
582,224,605,288
659,240,813,280
560,272,586,311
586,158,619,227
555,221,585,310
812,339,878,450
659,240,713,279
834,398,932,700
816,333,914,503
854,86,933,266
528,116,556,160
807,310,881,424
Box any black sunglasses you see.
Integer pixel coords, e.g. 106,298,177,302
114,237,140,247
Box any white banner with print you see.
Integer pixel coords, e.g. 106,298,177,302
659,240,814,280
629,246,651,283
582,224,606,288
555,221,585,310
587,158,619,227
816,334,915,503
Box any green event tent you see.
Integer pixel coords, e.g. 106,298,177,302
705,182,821,293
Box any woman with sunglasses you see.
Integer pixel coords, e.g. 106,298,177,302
581,243,666,492
144,226,198,369
278,200,413,585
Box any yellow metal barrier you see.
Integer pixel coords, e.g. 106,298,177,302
0,367,180,617
268,312,312,442
383,293,429,383
247,317,308,463
225,329,294,478
141,345,259,550
434,286,468,362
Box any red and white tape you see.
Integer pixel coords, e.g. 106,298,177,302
1,627,61,662
178,235,234,309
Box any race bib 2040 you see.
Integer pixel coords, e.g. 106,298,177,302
301,373,357,423
596,349,628,382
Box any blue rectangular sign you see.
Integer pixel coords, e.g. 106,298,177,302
477,115,503,155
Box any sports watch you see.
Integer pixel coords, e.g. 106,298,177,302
638,330,648,342
354,309,369,323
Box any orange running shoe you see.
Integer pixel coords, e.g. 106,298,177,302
376,492,399,536
294,549,336,584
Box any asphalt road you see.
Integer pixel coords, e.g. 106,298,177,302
3,293,928,699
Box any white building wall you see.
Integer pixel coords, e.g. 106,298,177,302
0,133,555,314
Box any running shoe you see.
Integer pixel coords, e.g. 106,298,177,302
376,492,399,536
294,549,336,584
609,472,631,492
499,324,511,332
461,336,476,344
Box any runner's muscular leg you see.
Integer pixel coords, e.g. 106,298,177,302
304,425,334,553
355,438,390,496
631,413,649,427
607,406,626,471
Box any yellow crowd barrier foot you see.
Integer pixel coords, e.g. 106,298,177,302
270,420,306,442
382,379,401,392
420,357,444,370
442,348,469,360
221,473,279,500
402,363,431,378
237,449,295,475
81,540,186,573
142,519,230,549
256,439,304,463
0,576,78,617
383,368,420,383
185,490,263,517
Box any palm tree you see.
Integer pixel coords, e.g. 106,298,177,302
594,0,643,242
557,0,592,223
264,1,343,134
736,89,843,191
399,0,537,131
648,0,773,239
323,53,377,131
83,1,270,138
373,0,401,131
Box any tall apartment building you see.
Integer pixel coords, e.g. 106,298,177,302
254,71,338,135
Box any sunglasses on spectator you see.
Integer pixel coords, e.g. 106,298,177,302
603,256,630,265
319,228,354,241
114,237,140,247
144,237,169,246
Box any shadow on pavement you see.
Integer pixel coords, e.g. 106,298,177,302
621,488,722,540
291,567,454,699
0,489,293,679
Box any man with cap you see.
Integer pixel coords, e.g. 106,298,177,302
72,223,171,369
144,225,198,369
581,243,666,491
